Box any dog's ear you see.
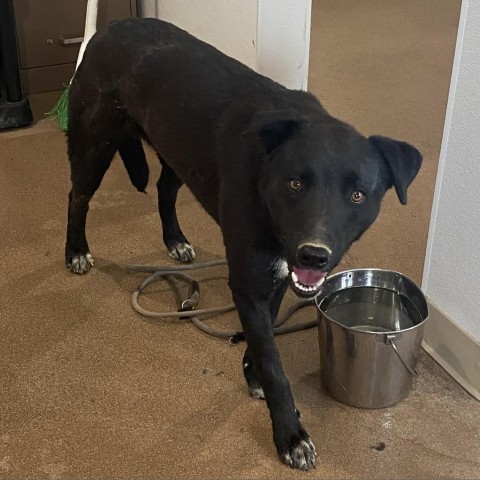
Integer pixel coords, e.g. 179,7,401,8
369,135,422,205
244,110,303,154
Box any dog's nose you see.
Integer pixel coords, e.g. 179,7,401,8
297,244,330,269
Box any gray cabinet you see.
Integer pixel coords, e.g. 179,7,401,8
13,0,137,94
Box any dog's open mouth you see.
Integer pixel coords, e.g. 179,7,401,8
290,266,328,298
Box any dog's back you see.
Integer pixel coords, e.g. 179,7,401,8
69,18,326,217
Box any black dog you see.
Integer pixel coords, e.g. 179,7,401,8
65,18,421,470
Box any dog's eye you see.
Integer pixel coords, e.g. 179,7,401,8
350,190,366,204
288,179,303,192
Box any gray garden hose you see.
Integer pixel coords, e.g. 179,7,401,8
127,260,318,344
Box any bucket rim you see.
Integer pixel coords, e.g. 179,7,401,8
315,267,429,335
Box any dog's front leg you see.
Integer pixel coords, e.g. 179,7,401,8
230,285,316,470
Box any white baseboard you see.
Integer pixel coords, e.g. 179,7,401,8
422,300,480,401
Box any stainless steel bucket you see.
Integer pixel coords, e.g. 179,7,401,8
316,269,429,408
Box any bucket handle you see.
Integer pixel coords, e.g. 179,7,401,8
385,334,417,376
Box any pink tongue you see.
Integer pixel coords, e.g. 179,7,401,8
292,267,327,286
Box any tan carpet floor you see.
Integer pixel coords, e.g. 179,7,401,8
2,0,479,478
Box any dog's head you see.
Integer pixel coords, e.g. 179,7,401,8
247,109,422,297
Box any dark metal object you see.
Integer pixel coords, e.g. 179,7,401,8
0,0,32,129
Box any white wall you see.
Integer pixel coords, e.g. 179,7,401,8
138,0,311,90
422,0,480,342
257,0,311,90
136,1,156,18
153,0,257,69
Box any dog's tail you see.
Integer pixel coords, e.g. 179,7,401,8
118,138,149,193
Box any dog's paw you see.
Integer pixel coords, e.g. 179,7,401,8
243,358,265,400
248,385,265,400
278,433,316,471
168,242,196,262
66,253,94,274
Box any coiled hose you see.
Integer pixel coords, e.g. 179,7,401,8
127,260,318,344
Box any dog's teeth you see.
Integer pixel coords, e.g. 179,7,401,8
295,281,315,293
294,279,322,296
291,271,298,283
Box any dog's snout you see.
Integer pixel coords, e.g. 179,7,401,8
297,244,330,269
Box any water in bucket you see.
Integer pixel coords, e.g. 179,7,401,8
322,286,424,333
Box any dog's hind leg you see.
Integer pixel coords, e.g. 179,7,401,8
242,347,265,399
157,157,195,262
243,279,289,400
66,135,116,274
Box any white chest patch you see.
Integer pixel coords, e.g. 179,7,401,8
271,258,289,280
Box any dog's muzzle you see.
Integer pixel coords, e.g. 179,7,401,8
289,243,331,297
